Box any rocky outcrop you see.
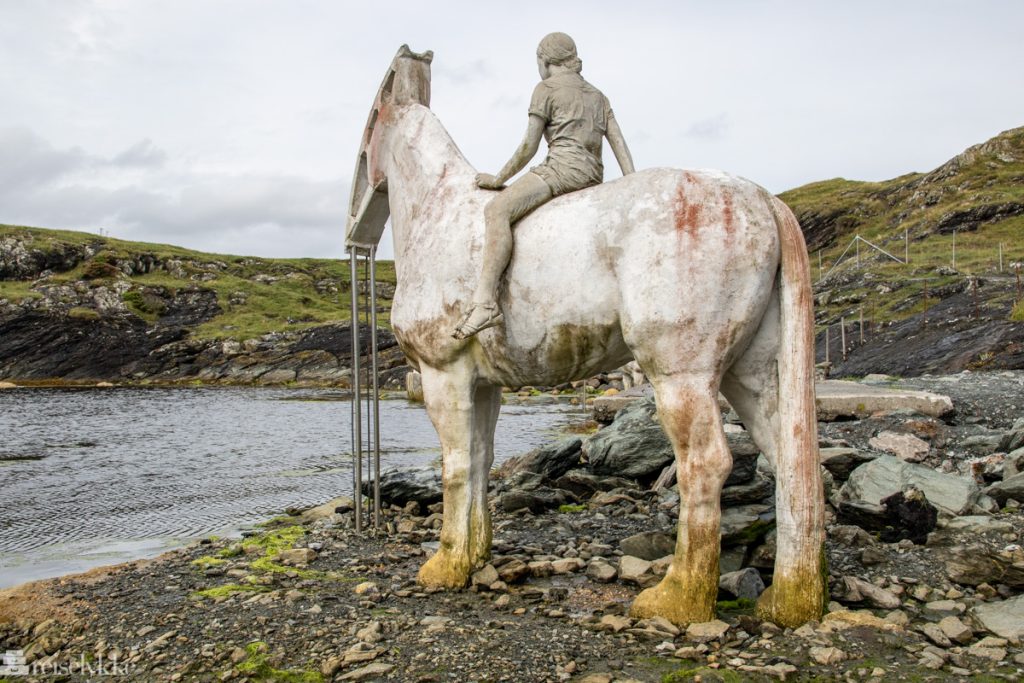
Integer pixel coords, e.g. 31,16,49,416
0,228,400,385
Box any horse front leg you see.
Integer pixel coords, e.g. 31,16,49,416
416,363,493,588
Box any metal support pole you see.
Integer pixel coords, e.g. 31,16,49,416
369,246,381,531
859,306,864,345
999,243,1003,273
349,247,363,534
840,317,847,362
824,325,830,365
856,236,860,267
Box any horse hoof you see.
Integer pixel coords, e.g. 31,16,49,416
416,551,471,590
629,576,715,627
755,578,825,628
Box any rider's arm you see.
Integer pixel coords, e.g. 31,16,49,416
606,113,635,176
477,114,546,189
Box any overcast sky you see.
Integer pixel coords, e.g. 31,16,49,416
1,1,1021,260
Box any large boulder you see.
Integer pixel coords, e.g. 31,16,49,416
984,472,1024,506
503,436,583,480
839,455,981,517
971,594,1024,640
997,418,1024,454
362,465,442,506
584,397,758,483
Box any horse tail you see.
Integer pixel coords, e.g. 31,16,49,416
760,195,827,624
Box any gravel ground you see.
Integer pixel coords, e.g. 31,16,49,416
2,371,1024,682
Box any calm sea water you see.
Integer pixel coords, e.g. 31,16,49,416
0,387,578,588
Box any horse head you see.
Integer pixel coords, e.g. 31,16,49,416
346,45,433,248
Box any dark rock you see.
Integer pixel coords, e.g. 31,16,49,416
496,487,571,514
720,471,774,507
718,568,765,600
361,466,442,506
944,544,1024,589
552,470,636,498
820,447,877,481
619,531,675,561
878,488,938,544
984,473,1024,506
584,397,759,484
836,501,888,530
502,437,583,481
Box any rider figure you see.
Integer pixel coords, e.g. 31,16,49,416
453,32,635,339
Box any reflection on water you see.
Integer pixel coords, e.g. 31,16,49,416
0,387,577,587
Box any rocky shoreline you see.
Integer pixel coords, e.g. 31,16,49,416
2,371,1024,681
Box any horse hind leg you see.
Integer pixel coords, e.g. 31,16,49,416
630,374,731,626
722,285,826,627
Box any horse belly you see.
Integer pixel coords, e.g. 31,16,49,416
476,211,632,386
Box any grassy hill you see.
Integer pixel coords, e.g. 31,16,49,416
0,224,396,342
780,126,1024,328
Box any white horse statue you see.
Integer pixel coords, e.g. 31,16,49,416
346,46,825,627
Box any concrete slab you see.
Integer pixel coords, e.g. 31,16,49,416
816,380,954,420
591,380,954,422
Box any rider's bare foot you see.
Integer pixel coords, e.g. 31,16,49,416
452,302,504,339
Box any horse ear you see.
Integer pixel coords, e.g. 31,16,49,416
391,45,432,107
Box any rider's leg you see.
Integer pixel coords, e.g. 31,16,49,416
455,173,552,338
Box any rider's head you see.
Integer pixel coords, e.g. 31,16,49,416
536,32,582,77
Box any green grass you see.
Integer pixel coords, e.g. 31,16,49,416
781,126,1024,328
557,503,587,514
1012,300,1024,322
0,223,397,342
191,583,268,600
234,641,323,683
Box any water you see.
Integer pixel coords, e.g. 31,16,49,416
0,387,578,588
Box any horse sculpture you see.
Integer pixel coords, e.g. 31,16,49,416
346,46,825,628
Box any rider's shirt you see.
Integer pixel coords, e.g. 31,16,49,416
528,72,613,196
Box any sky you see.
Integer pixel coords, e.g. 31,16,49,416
1,1,1022,260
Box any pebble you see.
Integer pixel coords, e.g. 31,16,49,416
685,620,730,643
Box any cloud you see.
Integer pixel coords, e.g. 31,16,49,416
683,114,730,141
110,139,167,168
0,127,351,258
0,127,89,191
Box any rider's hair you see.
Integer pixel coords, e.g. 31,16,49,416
537,32,582,73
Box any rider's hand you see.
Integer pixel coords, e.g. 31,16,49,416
475,173,504,190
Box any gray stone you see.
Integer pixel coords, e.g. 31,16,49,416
919,622,952,648
720,504,775,547
718,568,764,600
583,397,758,483
816,380,953,420
300,496,355,522
971,594,1024,640
984,472,1024,506
943,516,1014,533
496,486,570,513
868,431,930,463
839,455,980,516
944,544,1024,588
339,663,395,681
618,555,654,586
998,424,1024,454
363,465,441,506
820,447,877,480
587,560,617,583
471,564,499,588
937,616,973,644
685,619,730,643
1003,447,1024,478
504,436,583,480
841,576,901,609
619,531,675,561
